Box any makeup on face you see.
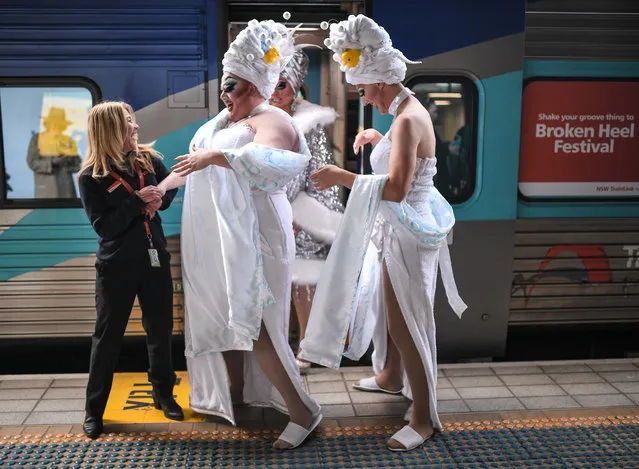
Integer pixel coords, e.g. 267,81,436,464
358,88,365,98
221,77,239,94
269,77,296,113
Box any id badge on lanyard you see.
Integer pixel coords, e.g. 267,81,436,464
109,164,161,267
148,246,161,267
144,221,161,268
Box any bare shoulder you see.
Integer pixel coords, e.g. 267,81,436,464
251,109,297,141
402,101,433,129
253,109,289,128
393,112,420,137
251,108,298,150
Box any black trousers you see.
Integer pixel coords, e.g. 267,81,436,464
85,252,177,418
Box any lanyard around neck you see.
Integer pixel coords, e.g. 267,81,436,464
108,164,154,246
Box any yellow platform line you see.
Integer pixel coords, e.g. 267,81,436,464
104,371,205,423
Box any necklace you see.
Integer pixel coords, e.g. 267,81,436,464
388,87,414,117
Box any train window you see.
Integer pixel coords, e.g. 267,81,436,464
0,83,96,206
405,76,477,204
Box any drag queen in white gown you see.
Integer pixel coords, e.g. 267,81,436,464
299,15,466,451
159,19,321,450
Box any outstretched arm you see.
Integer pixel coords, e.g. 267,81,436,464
310,165,356,190
158,171,188,192
353,128,384,155
310,116,417,203
171,144,231,177
153,159,179,209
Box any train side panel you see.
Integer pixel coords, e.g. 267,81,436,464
0,0,217,338
511,0,639,326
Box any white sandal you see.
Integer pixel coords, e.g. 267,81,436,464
275,412,323,450
388,425,431,452
295,358,311,373
352,376,402,395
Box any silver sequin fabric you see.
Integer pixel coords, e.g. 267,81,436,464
286,127,344,260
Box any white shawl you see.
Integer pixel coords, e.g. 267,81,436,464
181,107,311,358
299,174,466,368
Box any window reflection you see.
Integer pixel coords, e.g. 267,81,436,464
411,81,474,202
1,87,92,200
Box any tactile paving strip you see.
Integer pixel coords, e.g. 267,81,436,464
1,415,637,468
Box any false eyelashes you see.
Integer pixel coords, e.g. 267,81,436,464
222,78,238,93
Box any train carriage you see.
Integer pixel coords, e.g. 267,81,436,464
0,0,637,362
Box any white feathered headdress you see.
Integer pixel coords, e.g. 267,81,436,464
324,14,420,85
223,19,297,99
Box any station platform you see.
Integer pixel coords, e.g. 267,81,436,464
1,359,638,468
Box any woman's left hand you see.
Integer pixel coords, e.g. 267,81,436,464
172,146,214,176
310,164,344,190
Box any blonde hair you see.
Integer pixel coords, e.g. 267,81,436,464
80,101,158,179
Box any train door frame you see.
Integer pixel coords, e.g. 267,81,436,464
218,1,370,174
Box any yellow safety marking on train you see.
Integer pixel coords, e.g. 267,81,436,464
104,371,205,423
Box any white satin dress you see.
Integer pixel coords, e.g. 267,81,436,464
365,135,452,429
183,122,320,425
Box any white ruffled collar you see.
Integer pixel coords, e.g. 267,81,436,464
292,99,339,134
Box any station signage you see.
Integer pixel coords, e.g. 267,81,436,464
519,81,639,197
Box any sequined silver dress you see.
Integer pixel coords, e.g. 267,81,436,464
285,99,344,286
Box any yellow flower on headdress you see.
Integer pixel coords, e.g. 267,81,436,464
264,47,280,64
341,48,360,68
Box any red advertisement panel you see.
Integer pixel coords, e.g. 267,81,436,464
519,81,639,197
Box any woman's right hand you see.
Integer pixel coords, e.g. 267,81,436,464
136,186,163,204
353,128,383,155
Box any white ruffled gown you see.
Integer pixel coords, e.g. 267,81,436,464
183,122,320,425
